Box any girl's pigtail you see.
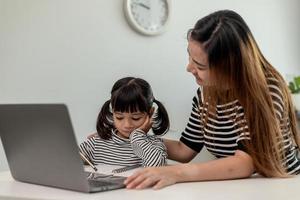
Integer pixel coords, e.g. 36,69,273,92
96,100,114,140
152,99,170,135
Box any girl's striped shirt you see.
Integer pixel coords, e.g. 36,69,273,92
79,129,167,167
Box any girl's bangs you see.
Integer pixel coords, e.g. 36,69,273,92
112,89,148,113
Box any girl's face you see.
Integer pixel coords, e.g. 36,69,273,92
186,40,210,86
113,111,147,139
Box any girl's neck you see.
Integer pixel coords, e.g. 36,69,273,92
114,129,129,139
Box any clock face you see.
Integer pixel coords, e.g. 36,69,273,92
124,0,170,36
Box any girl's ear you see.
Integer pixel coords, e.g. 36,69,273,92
149,107,155,117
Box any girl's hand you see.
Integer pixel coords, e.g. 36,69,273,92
138,115,153,134
124,166,178,189
138,107,154,133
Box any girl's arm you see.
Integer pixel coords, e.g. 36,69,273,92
130,129,167,167
163,138,198,163
125,150,255,189
79,138,95,164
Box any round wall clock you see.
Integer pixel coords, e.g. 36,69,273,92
123,0,170,36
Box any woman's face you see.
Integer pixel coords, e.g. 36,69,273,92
113,111,147,139
186,40,210,86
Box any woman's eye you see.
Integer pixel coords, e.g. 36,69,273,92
115,117,123,120
197,66,207,71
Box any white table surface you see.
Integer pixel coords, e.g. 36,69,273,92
0,169,299,200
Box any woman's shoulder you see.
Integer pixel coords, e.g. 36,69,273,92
196,86,202,95
265,74,284,100
192,87,202,104
265,73,286,118
186,87,203,110
265,73,281,86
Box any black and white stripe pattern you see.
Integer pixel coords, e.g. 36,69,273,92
79,129,167,167
181,77,300,174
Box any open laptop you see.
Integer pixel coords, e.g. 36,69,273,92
0,104,126,193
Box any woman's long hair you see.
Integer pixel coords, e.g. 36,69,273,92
188,10,300,177
96,77,170,140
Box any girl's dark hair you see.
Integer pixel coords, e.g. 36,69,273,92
96,77,170,139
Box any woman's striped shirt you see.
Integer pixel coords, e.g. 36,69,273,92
180,77,300,174
79,129,167,167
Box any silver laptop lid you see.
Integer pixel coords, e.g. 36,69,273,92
0,104,90,192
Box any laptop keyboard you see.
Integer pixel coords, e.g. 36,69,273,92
85,171,113,179
88,179,120,187
85,171,126,191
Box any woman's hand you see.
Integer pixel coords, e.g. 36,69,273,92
124,166,179,189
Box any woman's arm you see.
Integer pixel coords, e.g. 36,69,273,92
163,138,198,163
174,150,254,182
124,150,255,189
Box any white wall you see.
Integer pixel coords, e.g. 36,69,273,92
0,0,299,171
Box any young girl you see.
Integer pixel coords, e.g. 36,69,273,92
79,77,170,167
125,10,300,189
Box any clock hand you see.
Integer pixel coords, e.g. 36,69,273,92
133,2,150,10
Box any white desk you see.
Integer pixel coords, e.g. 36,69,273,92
0,170,299,200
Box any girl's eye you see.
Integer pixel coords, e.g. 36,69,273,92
115,117,123,120
132,118,142,121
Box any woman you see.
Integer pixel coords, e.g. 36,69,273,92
124,10,300,189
